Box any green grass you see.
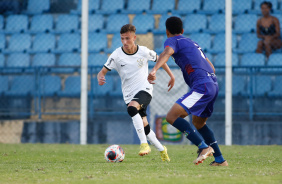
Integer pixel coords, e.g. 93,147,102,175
0,144,281,184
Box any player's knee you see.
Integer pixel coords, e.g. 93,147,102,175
127,106,138,117
166,115,175,125
166,110,179,124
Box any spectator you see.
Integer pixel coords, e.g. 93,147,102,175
256,1,282,57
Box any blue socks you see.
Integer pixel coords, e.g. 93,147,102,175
198,124,225,163
172,118,225,163
172,117,208,149
198,141,209,149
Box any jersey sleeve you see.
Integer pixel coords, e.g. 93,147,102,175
104,52,117,71
144,47,157,62
164,38,178,53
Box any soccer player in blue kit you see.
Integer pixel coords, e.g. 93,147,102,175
148,17,228,166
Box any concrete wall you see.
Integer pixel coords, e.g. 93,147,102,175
0,118,280,145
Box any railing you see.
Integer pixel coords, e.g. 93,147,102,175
0,66,281,121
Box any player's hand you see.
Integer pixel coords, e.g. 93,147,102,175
98,76,106,85
167,77,175,92
148,70,157,84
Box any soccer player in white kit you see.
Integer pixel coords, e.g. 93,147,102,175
97,24,175,161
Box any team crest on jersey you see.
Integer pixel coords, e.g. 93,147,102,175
137,58,144,68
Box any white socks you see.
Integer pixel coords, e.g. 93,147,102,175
132,113,165,152
147,129,164,151
132,114,147,144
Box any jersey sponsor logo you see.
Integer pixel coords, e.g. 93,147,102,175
132,98,139,100
146,88,150,91
121,64,126,67
107,58,114,66
137,58,144,68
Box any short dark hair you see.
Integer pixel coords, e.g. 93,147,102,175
120,24,136,34
260,1,272,9
165,16,183,35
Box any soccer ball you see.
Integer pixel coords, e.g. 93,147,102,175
104,145,125,162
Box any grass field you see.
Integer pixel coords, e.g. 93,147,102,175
0,144,281,184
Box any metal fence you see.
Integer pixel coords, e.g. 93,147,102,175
0,66,281,120
0,0,282,144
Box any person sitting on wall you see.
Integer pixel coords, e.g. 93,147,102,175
256,1,282,57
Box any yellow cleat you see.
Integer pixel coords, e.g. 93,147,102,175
160,146,170,162
138,143,151,156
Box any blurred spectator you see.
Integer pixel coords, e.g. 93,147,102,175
256,1,282,57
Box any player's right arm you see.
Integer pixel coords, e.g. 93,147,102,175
154,47,174,72
159,56,175,91
97,67,108,86
148,47,174,82
98,51,117,85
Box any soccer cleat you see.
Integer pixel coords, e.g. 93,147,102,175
160,146,170,162
210,160,229,166
193,146,214,165
138,143,151,156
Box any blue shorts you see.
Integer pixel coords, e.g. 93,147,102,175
176,82,218,118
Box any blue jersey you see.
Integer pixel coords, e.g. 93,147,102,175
164,35,216,88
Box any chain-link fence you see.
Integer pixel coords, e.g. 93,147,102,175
0,0,282,144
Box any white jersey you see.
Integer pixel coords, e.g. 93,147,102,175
104,45,157,104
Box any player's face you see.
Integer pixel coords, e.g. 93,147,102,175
120,31,136,50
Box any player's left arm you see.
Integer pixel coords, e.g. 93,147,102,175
206,57,215,73
148,47,174,83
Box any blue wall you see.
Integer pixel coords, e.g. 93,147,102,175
21,119,282,145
